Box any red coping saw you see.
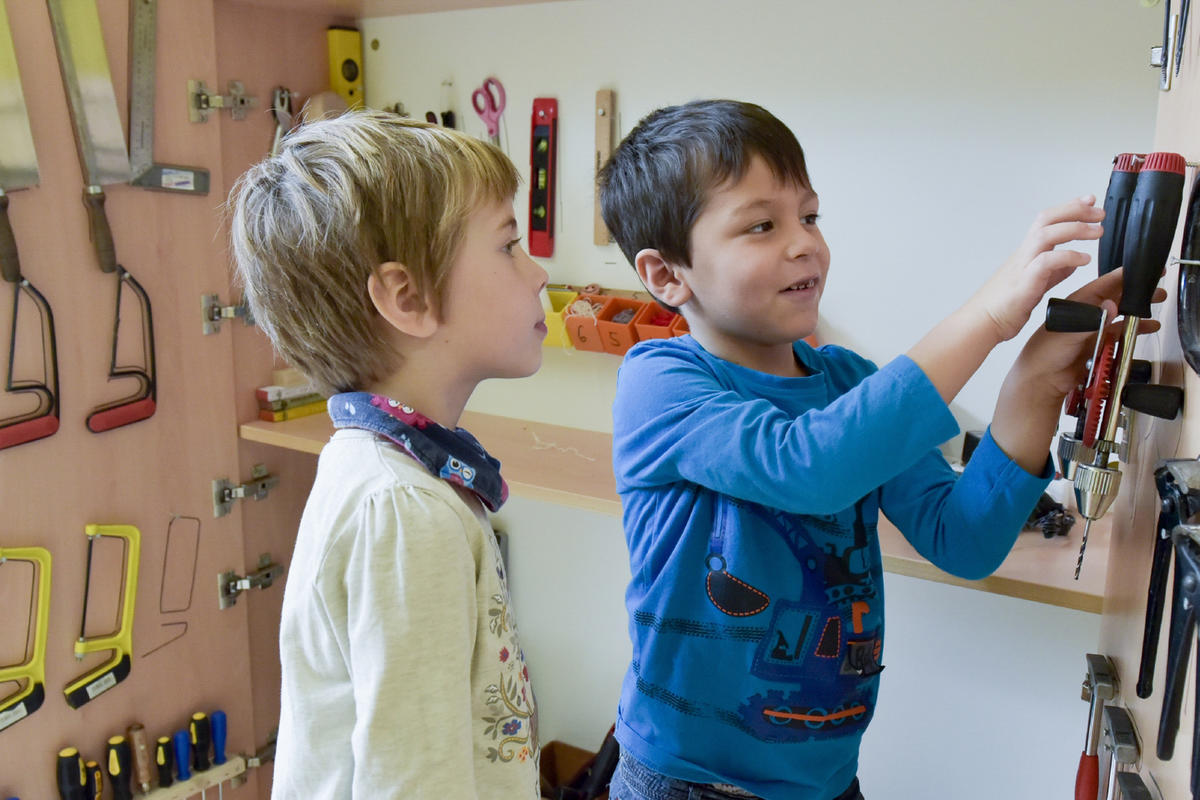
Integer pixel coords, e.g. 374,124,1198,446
47,0,155,433
0,0,59,450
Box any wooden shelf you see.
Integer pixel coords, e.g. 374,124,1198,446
222,0,564,17
240,412,1107,613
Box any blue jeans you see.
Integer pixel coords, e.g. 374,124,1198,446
608,749,865,800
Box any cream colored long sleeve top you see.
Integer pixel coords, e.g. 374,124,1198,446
271,429,540,799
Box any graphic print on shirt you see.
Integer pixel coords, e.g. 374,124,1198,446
440,456,478,489
732,495,884,741
704,495,771,616
482,538,539,767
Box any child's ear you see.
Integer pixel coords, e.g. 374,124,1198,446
367,262,439,338
635,248,693,308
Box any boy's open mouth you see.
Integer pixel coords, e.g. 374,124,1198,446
782,277,819,292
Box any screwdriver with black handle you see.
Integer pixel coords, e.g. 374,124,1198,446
1069,152,1186,578
106,735,133,800
155,735,175,788
55,747,86,800
83,760,101,800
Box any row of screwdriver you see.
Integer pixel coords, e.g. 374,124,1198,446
49,710,228,800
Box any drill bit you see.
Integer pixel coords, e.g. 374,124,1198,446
1075,518,1093,579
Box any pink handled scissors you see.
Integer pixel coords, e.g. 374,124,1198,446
472,76,506,145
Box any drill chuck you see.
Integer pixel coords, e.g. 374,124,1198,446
1057,434,1095,481
1074,462,1122,521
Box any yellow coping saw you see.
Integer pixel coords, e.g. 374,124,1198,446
46,0,156,434
0,546,51,732
64,524,140,709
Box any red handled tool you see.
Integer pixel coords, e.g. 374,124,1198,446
1076,653,1116,800
529,98,557,258
47,0,156,435
1048,153,1186,579
0,1,58,450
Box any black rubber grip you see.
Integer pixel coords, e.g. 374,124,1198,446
1045,298,1104,332
82,188,117,274
1121,156,1186,318
1122,383,1184,420
1097,154,1141,276
1128,359,1152,385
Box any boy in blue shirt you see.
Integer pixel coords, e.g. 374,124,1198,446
597,99,1142,799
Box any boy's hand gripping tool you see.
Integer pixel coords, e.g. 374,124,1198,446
64,524,140,708
0,546,50,732
1076,653,1116,800
1048,153,1187,579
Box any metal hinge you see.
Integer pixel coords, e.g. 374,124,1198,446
189,79,257,122
202,293,253,335
218,554,284,610
212,464,278,518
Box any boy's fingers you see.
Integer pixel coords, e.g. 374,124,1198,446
1030,196,1104,230
1030,249,1092,287
1026,221,1103,254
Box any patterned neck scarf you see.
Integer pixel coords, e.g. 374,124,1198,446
327,392,508,512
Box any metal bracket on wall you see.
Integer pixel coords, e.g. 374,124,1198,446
201,293,253,335
212,464,278,518
218,554,283,610
188,79,257,122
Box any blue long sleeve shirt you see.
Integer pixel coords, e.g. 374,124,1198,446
611,336,1051,800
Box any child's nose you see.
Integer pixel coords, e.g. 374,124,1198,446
787,223,820,259
524,249,549,291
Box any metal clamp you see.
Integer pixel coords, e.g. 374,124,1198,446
212,465,278,518
218,554,283,610
189,79,257,122
202,293,253,335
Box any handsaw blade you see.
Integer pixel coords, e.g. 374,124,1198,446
46,0,131,187
0,2,37,192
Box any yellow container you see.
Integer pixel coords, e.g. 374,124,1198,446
544,290,578,348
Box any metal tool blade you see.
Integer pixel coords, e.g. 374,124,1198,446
47,0,132,187
0,2,37,192
127,0,209,194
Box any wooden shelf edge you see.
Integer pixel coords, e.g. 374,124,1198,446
881,554,1103,614
238,412,1103,613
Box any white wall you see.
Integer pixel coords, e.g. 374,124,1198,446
364,0,1160,429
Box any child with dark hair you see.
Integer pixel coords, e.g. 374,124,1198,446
598,99,1148,799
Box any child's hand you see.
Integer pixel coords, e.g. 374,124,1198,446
972,197,1105,342
990,268,1163,474
1011,268,1165,403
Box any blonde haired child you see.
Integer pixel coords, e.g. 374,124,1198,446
230,110,549,799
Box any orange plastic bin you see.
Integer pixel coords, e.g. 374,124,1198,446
597,298,648,355
633,303,678,340
564,294,611,352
